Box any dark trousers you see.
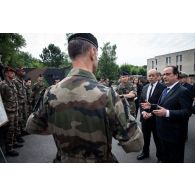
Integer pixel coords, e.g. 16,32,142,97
135,98,139,118
160,139,185,163
141,118,162,160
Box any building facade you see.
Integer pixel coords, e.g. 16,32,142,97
147,48,195,76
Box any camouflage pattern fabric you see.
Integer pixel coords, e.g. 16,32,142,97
26,85,33,117
32,82,46,108
14,78,28,135
116,82,137,117
0,79,18,149
26,68,130,163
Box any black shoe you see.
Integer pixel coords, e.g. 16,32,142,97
6,149,19,157
21,131,30,136
13,143,23,148
17,137,25,143
137,153,149,160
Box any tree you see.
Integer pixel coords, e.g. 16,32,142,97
120,64,147,76
40,43,70,68
96,42,119,81
0,33,26,65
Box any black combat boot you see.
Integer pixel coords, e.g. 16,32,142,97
21,131,30,136
6,147,19,157
13,143,24,148
16,136,25,143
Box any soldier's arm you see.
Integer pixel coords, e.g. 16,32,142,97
26,88,51,135
106,89,129,141
124,84,137,99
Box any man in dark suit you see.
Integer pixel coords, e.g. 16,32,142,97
179,72,194,96
152,66,192,163
137,69,165,161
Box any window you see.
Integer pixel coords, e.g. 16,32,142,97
169,57,171,64
176,55,178,63
152,61,154,68
166,57,168,64
166,56,171,64
155,59,158,65
180,65,182,71
180,55,182,62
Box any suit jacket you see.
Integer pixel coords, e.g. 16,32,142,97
156,83,192,143
183,83,194,99
139,82,165,122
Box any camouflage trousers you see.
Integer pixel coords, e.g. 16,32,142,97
16,102,27,136
26,103,33,118
6,112,18,149
128,100,136,118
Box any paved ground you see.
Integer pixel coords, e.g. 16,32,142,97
1,114,195,163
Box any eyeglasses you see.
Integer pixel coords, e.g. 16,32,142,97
163,72,172,76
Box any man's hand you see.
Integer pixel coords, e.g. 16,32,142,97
152,106,167,117
142,111,152,119
141,100,151,110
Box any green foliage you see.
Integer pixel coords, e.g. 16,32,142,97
66,33,73,40
9,51,44,68
0,33,26,65
40,43,71,68
96,42,119,80
120,64,146,76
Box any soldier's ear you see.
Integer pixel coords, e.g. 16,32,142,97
89,47,97,61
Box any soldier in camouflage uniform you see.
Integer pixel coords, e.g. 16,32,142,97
0,66,21,156
116,72,137,117
25,78,33,117
26,33,131,163
31,74,46,109
14,67,28,140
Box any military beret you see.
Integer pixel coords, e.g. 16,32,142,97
68,33,98,49
4,66,16,73
120,71,129,76
179,72,188,78
16,66,24,72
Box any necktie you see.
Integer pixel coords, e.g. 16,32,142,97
148,84,153,100
160,87,170,103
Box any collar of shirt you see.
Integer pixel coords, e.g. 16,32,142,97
150,81,158,88
147,81,158,100
67,68,97,81
167,81,179,92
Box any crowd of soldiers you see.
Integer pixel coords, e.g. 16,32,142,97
0,66,46,157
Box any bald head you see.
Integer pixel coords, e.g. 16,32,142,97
147,69,158,84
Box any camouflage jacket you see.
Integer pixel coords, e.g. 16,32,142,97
26,68,130,163
0,79,18,112
26,85,33,105
116,81,137,101
14,77,27,104
32,82,46,102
